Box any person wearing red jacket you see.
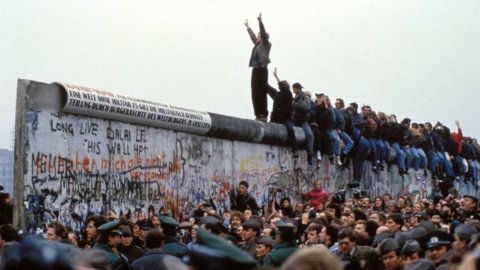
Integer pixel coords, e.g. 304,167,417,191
302,180,329,211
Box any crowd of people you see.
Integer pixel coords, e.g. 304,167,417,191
246,13,480,189
2,179,480,270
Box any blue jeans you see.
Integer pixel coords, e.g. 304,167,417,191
298,121,314,157
367,138,378,165
331,129,341,156
403,146,413,170
391,143,405,170
353,136,370,181
417,148,427,169
375,139,388,163
409,147,421,171
339,131,354,155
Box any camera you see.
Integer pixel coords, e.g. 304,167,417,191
332,189,346,204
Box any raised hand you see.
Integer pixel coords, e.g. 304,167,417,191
257,12,262,21
244,19,249,28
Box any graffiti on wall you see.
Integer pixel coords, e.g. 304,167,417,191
23,110,439,233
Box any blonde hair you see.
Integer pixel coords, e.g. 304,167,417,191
280,245,342,270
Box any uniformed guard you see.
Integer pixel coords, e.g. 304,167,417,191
184,228,257,270
402,240,435,270
239,219,260,258
263,220,299,267
94,220,130,270
159,215,188,258
426,230,453,270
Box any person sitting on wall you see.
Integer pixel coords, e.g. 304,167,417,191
230,181,261,215
267,67,296,155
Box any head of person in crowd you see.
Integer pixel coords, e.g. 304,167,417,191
292,82,304,96
401,118,411,128
377,111,387,122
85,214,107,245
145,229,165,250
97,220,123,249
401,239,435,269
276,220,297,244
374,196,386,211
452,224,477,252
0,224,19,252
379,238,402,270
325,203,341,220
151,213,161,230
67,230,79,247
315,93,327,107
139,219,154,239
349,102,358,114
305,223,322,245
341,211,355,227
360,196,371,210
295,202,304,215
383,193,392,204
361,105,372,117
426,230,453,265
281,245,342,270
159,215,179,237
335,98,345,110
230,211,245,231
199,215,223,236
365,220,379,240
354,220,368,242
352,209,368,223
185,228,256,270
255,236,273,261
46,221,68,242
369,211,386,226
243,209,252,221
237,181,250,197
386,213,404,234
120,225,134,248
462,194,478,212
319,224,338,248
338,228,358,256
413,202,424,214
241,219,260,243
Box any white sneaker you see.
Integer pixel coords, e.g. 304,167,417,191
336,156,343,166
316,151,322,161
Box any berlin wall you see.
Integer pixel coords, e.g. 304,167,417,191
14,79,473,232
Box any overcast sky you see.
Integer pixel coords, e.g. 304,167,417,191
1,0,479,150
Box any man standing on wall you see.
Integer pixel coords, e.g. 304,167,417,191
245,13,271,122
230,181,261,215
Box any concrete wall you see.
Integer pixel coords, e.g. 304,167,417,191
14,80,477,232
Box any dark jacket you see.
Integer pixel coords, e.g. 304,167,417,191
231,192,260,215
247,20,271,68
315,105,335,130
291,92,310,125
268,82,292,124
342,109,354,136
118,243,145,264
334,108,345,131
